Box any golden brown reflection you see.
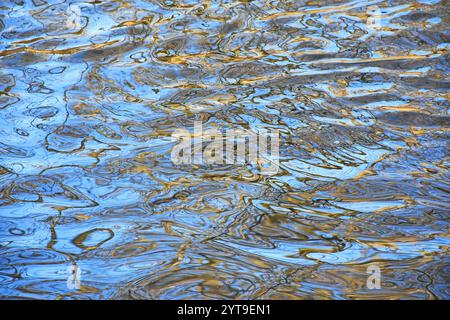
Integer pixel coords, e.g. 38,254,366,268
0,0,449,299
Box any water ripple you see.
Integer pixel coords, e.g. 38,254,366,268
0,0,448,299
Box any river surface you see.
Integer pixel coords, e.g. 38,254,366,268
0,0,449,299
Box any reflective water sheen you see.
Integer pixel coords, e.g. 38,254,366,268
0,0,449,300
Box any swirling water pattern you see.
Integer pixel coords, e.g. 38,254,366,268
0,0,449,299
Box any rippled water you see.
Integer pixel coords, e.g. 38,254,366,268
0,0,449,300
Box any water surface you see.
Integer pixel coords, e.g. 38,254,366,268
0,0,449,299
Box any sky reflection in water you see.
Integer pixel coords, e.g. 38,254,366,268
0,0,449,299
